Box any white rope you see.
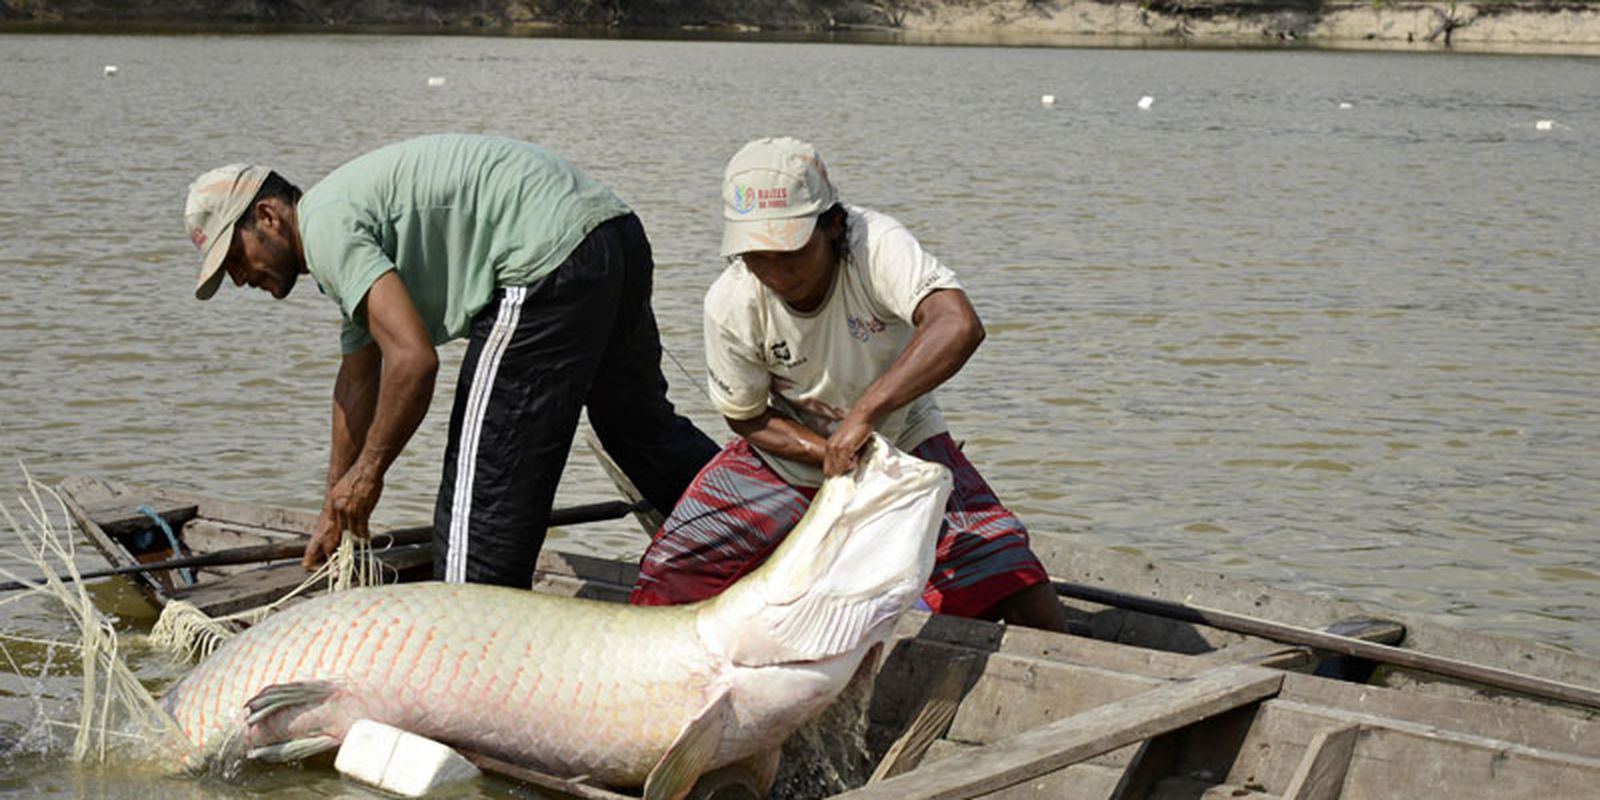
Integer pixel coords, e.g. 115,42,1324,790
149,529,387,662
0,474,188,763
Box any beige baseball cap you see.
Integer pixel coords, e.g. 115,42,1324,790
720,137,838,257
184,164,270,300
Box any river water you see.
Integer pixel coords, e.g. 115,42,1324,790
0,32,1596,796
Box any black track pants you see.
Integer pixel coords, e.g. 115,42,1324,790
431,213,718,586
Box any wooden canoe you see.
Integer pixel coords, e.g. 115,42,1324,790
53,474,1600,800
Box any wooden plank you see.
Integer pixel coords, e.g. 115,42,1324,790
1332,719,1600,796
1224,692,1600,796
1268,698,1600,768
834,665,1283,800
77,498,199,540
1282,725,1359,800
1276,672,1600,758
871,655,978,782
1109,702,1261,800
168,561,315,617
1107,734,1180,800
56,475,182,607
146,487,321,534
534,549,640,589
968,618,1209,680
946,651,1165,746
179,519,300,555
915,744,1275,800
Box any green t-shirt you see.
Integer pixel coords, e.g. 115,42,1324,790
298,134,632,353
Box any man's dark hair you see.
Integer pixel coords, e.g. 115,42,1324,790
235,171,303,231
820,202,851,269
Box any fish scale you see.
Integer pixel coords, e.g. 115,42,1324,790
164,583,718,781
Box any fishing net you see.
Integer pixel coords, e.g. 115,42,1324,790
0,473,188,764
0,472,390,770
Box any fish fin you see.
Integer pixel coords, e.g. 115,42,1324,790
247,734,339,762
686,749,782,800
723,588,906,667
643,688,732,800
739,749,782,796
244,679,341,726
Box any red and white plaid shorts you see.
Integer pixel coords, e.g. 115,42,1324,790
629,433,1048,619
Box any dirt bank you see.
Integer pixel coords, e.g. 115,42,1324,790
901,0,1600,50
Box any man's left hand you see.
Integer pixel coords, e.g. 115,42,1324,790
327,461,384,540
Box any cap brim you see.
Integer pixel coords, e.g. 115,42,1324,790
720,215,818,258
194,222,235,300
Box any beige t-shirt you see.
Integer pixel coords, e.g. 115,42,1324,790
704,205,963,487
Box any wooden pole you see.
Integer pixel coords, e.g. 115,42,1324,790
0,499,649,592
1053,580,1600,711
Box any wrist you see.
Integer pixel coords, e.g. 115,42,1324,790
351,451,387,480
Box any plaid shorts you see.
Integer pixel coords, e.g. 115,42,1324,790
629,433,1048,619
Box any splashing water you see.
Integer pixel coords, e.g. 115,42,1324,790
773,650,880,800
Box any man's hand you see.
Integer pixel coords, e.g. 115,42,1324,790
824,415,874,477
303,507,344,569
302,462,384,569
328,461,383,539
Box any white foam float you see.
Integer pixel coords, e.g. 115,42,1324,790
1041,94,1055,106
336,719,480,797
1137,95,1154,110
103,65,118,77
427,76,446,87
1534,120,1555,131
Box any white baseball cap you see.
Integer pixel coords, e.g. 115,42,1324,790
184,164,270,300
720,137,838,257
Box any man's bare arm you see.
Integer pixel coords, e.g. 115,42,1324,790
304,271,439,567
824,288,985,475
728,410,828,468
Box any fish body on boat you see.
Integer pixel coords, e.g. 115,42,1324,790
157,436,953,799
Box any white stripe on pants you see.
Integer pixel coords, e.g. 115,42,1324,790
445,286,528,583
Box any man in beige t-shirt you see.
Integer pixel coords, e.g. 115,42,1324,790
630,137,1066,632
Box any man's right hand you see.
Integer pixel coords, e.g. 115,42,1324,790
303,506,345,569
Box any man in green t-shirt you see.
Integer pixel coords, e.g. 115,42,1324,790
183,134,717,586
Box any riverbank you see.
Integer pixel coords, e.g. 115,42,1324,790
3,0,1599,53
901,0,1600,52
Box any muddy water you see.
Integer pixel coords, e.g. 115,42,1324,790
0,32,1596,796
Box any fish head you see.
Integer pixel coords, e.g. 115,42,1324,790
701,434,952,667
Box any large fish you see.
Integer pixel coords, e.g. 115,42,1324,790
160,435,951,800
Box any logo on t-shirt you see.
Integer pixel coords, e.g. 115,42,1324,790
848,315,887,343
768,339,807,368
